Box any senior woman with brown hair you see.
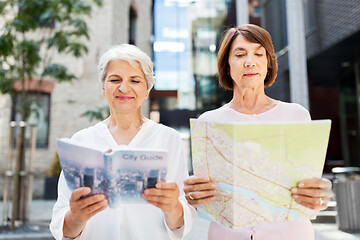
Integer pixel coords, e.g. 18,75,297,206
50,44,196,240
183,24,332,240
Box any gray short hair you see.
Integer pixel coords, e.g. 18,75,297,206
98,44,154,90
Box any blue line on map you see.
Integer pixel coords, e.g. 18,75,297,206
217,183,300,220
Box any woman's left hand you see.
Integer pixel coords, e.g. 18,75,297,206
142,181,184,230
291,178,333,210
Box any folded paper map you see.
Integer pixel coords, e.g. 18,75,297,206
190,119,331,228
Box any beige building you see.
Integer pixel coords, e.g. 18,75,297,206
0,0,153,198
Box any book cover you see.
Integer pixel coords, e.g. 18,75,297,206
56,138,168,208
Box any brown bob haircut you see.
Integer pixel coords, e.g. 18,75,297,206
217,24,277,90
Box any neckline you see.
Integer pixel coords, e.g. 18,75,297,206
99,118,155,147
224,100,281,117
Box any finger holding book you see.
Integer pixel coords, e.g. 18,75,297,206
69,187,108,221
142,181,184,230
63,187,107,238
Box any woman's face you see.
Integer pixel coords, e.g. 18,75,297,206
103,60,148,113
228,35,268,90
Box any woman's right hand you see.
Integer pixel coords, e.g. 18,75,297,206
63,187,107,238
183,176,217,206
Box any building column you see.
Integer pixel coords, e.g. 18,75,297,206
286,0,309,109
236,0,249,26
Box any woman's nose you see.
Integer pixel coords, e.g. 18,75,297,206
119,82,129,92
245,56,255,67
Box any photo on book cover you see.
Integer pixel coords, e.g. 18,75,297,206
57,139,167,208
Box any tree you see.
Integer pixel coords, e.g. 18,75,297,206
0,0,102,229
81,104,110,121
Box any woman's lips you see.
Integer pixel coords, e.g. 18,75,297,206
116,96,134,101
243,73,258,77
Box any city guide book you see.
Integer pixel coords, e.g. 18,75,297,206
56,138,167,208
190,119,331,229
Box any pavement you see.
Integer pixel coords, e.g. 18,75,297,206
0,200,359,240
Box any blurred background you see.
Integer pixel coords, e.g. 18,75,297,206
0,0,360,239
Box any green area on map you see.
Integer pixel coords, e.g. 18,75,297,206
190,119,331,229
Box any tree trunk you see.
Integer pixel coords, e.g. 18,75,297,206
10,125,26,229
10,67,28,229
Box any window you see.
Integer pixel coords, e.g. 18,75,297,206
11,92,51,148
153,0,190,90
11,78,54,148
263,0,288,53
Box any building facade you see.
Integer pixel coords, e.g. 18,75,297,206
151,0,360,170
261,0,360,168
0,0,153,197
150,0,258,127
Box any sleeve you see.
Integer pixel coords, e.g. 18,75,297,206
300,107,311,122
293,103,312,122
49,171,83,240
163,130,197,239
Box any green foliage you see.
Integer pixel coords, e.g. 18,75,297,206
0,31,16,58
0,66,17,95
0,0,103,97
48,152,61,177
42,64,77,82
81,105,110,121
0,2,7,15
16,40,41,79
0,0,103,203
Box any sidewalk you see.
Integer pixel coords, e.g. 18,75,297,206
0,200,54,240
0,200,359,240
185,217,360,240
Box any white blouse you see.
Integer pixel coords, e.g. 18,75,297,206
50,120,196,240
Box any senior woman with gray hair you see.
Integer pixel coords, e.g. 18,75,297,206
50,44,196,240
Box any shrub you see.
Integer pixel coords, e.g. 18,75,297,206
48,152,61,178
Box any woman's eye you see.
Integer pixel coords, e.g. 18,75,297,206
255,53,263,56
235,54,244,57
132,80,140,83
110,79,119,82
